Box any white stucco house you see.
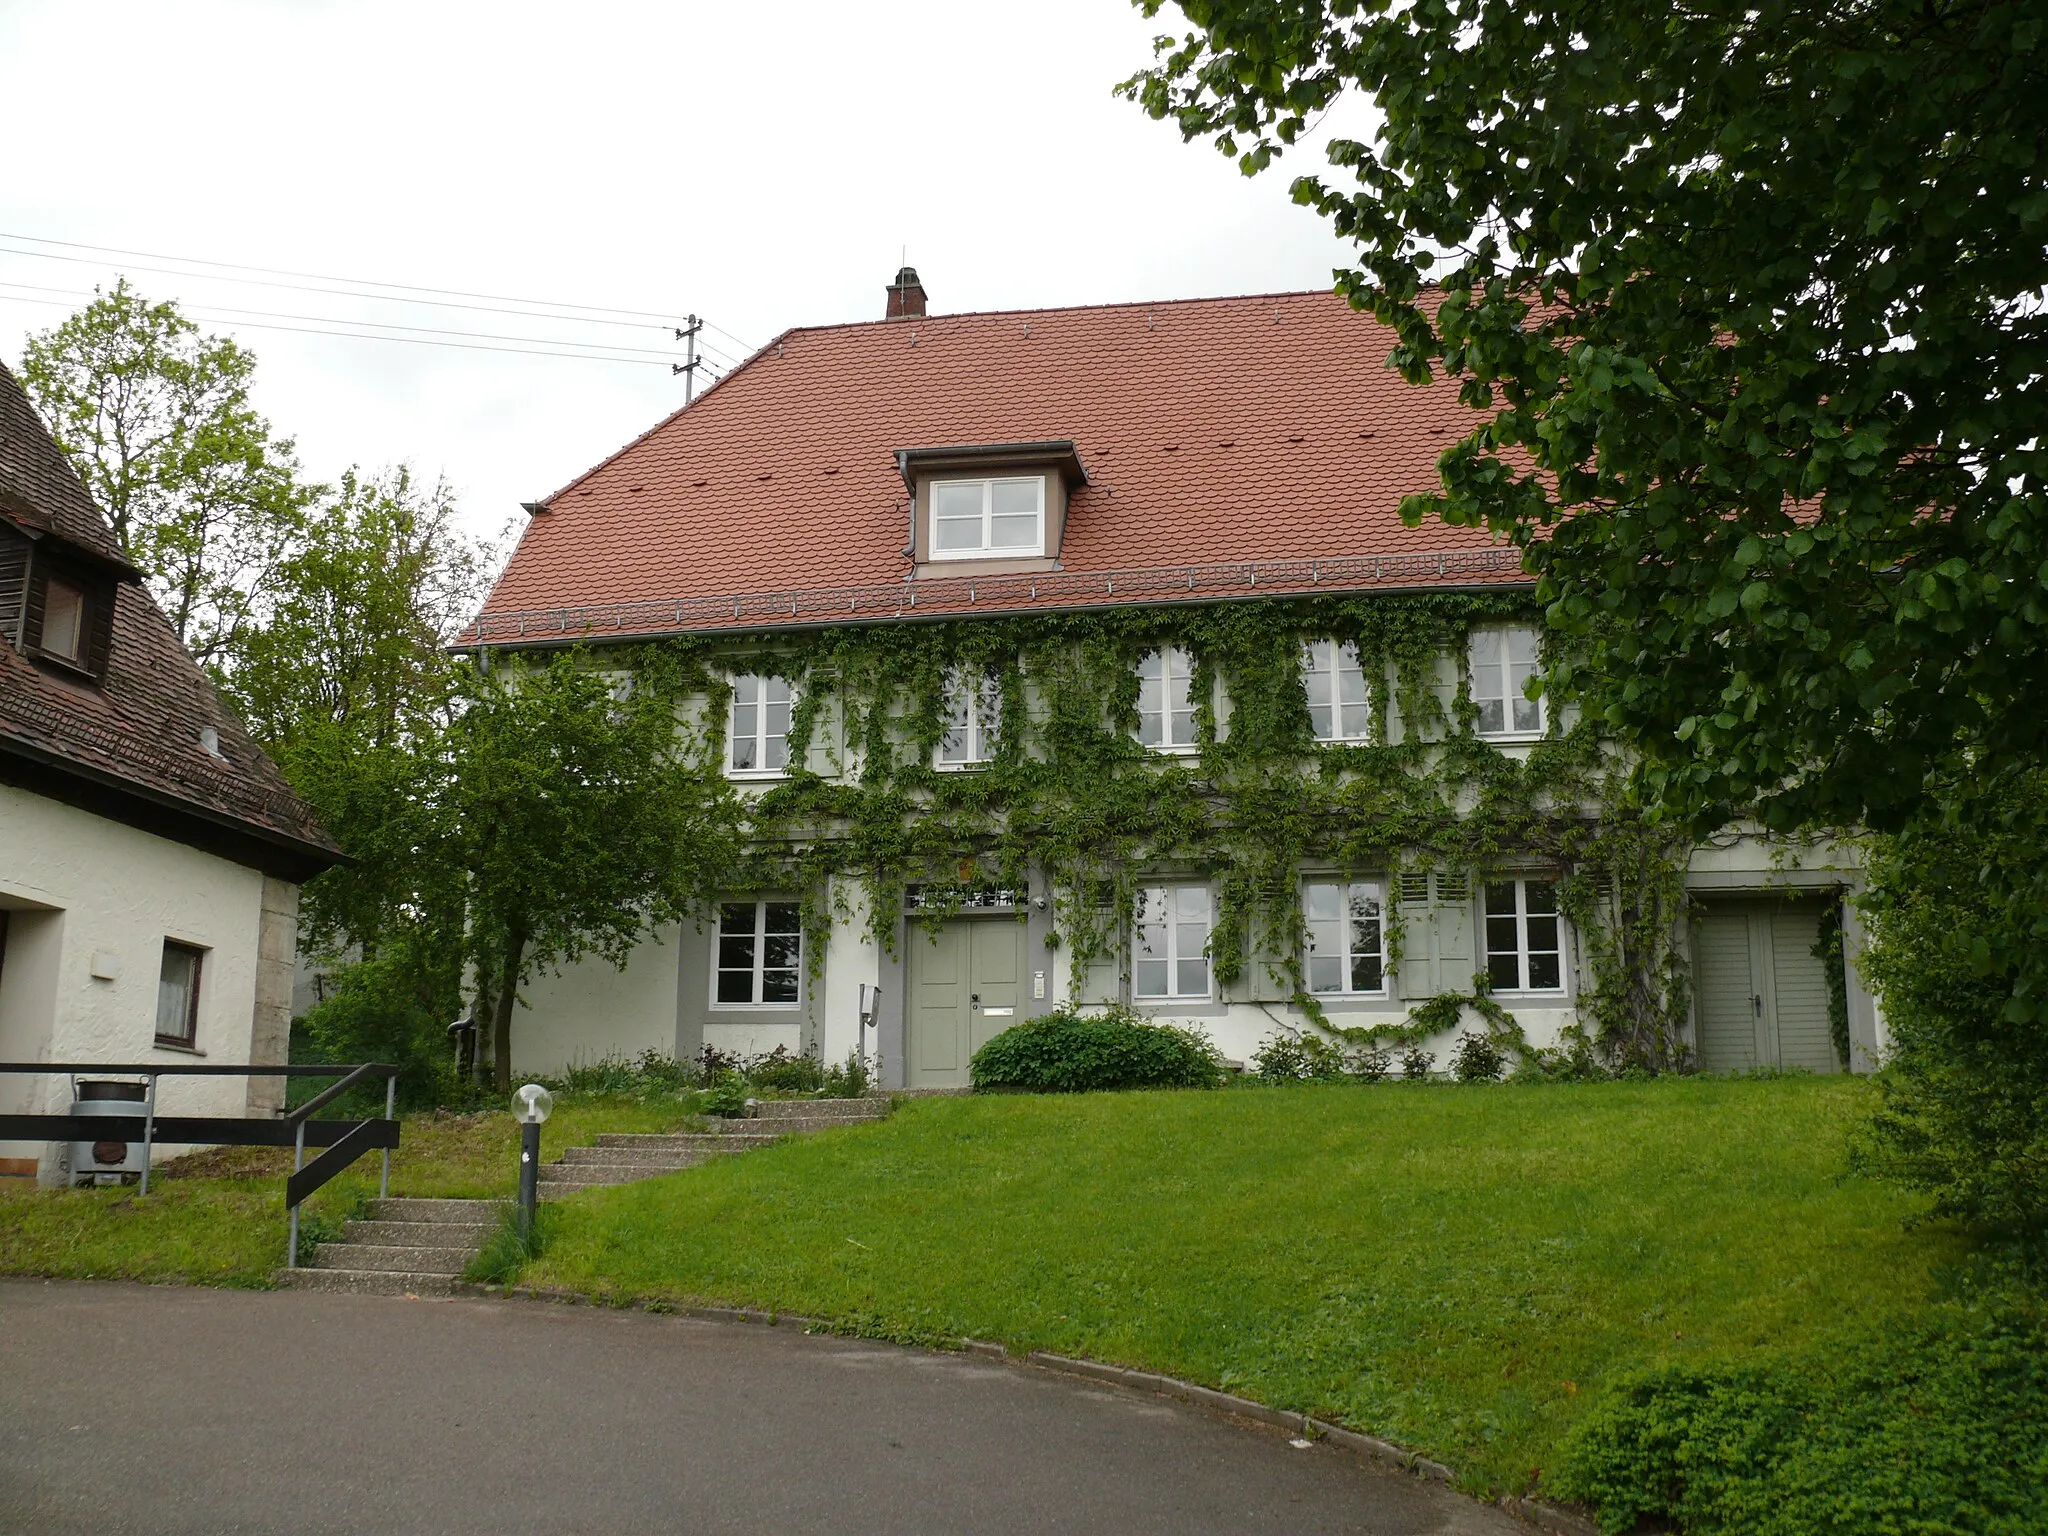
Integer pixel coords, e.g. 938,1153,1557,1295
0,361,340,1186
463,270,1885,1088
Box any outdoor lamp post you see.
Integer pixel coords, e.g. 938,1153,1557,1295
512,1083,553,1237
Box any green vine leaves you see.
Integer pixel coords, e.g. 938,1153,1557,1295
555,591,1696,1071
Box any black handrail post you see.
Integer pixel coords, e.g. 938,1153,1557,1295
139,1074,158,1197
287,1119,306,1269
380,1072,396,1199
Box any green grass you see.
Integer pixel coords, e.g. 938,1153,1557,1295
0,1095,695,1288
520,1077,1962,1497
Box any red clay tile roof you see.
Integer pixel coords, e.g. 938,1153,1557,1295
471,289,1529,644
0,362,339,878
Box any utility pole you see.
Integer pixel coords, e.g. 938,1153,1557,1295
672,314,704,402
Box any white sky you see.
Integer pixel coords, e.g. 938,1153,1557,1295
0,0,1368,546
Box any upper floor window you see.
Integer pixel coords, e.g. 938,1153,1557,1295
1470,627,1544,737
714,900,801,1006
938,667,1001,767
1303,880,1386,995
931,476,1044,559
1133,884,1212,1000
728,674,793,775
40,576,87,665
1303,640,1370,743
1137,646,1197,752
1484,878,1563,992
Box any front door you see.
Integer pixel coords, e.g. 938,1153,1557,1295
908,918,1024,1087
1692,898,1838,1074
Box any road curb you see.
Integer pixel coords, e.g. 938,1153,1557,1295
450,1281,1602,1535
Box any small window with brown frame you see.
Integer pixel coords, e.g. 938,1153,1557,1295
155,940,204,1047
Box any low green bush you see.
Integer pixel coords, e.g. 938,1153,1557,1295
970,1003,1225,1093
1556,1295,2048,1535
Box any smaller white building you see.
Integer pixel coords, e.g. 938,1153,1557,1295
0,362,339,1186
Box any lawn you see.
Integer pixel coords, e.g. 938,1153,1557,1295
0,1095,694,1288
519,1076,1961,1497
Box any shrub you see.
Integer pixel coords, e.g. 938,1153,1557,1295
1400,1045,1435,1081
1351,1047,1392,1083
1555,1299,2048,1535
748,1045,826,1093
1854,766,2048,1233
822,1050,870,1099
1251,1030,1348,1081
1450,1031,1507,1082
970,1003,1225,1093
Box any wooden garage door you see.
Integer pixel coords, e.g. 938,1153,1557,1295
1691,898,1839,1074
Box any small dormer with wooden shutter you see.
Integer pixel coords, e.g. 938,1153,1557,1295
0,509,124,684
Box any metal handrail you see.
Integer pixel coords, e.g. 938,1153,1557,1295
0,1059,401,1268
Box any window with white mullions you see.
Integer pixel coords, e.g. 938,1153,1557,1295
938,667,1002,766
1469,627,1545,736
728,674,793,774
1484,879,1563,992
1137,647,1198,751
1133,884,1212,999
1302,881,1386,994
714,900,802,1006
931,477,1044,558
1302,639,1371,743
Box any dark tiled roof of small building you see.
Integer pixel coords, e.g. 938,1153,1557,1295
470,288,1530,643
0,361,339,875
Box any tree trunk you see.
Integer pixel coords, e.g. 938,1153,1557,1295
491,929,525,1095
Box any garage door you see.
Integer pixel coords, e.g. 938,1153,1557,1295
1691,898,1839,1074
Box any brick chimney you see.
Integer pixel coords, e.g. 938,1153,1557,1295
885,266,927,320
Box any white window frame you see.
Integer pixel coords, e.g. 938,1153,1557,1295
1302,639,1371,744
1132,883,1212,1001
928,475,1046,560
711,899,803,1008
1137,646,1198,754
1482,878,1565,994
727,674,794,778
936,666,1001,768
1301,880,1387,996
1469,626,1545,738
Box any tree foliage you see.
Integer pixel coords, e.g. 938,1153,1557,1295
452,655,736,1091
19,278,314,663
1124,0,2047,838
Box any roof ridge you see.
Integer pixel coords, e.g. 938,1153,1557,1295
780,286,1346,340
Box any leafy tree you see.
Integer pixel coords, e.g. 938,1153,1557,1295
1123,1,2046,838
1125,0,2048,1214
19,279,315,663
224,466,501,962
450,654,734,1091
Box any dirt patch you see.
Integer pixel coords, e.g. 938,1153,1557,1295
156,1144,293,1180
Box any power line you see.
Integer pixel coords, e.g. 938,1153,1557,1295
0,290,676,367
0,230,736,334
0,239,758,362
0,279,693,360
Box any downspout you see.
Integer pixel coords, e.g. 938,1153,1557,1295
896,450,916,565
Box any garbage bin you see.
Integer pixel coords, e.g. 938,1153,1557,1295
70,1080,148,1187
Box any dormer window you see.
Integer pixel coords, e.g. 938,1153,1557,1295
932,477,1044,559
39,576,86,664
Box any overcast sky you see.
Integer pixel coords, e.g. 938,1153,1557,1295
0,0,1368,550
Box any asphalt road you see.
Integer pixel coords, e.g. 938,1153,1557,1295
0,1280,1522,1536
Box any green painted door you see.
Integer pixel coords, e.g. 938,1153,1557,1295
1691,899,1838,1074
908,918,1025,1087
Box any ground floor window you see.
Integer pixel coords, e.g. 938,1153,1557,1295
155,940,204,1046
1133,884,1211,999
1303,880,1385,994
1483,879,1562,992
714,900,801,1006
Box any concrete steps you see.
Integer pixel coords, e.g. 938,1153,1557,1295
277,1196,497,1297
538,1097,889,1199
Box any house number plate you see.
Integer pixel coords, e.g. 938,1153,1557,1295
983,1006,1015,1017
